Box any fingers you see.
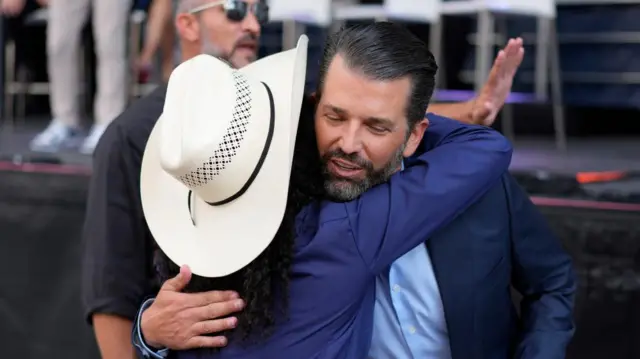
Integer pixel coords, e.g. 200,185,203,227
190,299,245,321
184,335,228,349
504,37,523,53
494,50,506,68
161,265,192,292
196,290,240,307
488,39,523,83
191,317,238,336
485,50,505,86
502,38,525,74
488,37,523,82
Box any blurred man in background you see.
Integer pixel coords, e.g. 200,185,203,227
81,1,523,358
136,0,176,82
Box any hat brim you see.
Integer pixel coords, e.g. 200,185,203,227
140,36,309,278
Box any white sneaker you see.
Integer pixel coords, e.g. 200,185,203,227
79,124,108,155
29,120,81,153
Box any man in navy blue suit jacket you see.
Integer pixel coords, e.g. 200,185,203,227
363,114,575,359
420,164,575,359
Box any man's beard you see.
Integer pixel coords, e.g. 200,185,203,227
200,28,257,68
200,31,228,60
321,146,404,202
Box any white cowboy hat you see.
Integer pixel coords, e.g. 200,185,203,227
140,36,308,278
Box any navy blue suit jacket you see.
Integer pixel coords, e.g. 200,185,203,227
424,173,576,359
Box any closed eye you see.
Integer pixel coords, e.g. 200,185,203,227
368,124,390,134
326,114,343,122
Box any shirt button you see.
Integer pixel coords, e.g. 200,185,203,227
392,284,401,292
408,326,417,334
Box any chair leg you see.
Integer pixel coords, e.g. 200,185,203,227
16,66,27,123
79,44,87,121
429,19,446,90
474,10,494,92
282,20,300,51
501,103,516,142
548,18,567,151
3,41,16,135
535,17,550,101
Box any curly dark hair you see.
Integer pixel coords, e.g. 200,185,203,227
155,95,324,349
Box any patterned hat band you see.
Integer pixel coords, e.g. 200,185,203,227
179,71,253,187
185,72,276,225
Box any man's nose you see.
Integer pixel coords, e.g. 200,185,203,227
242,10,261,35
338,128,363,155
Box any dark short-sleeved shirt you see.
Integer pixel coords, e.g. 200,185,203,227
172,116,513,359
81,85,167,322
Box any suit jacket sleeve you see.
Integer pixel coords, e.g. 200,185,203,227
347,115,513,274
506,176,576,359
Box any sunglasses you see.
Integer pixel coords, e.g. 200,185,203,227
189,0,269,25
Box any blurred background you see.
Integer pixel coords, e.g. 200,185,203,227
0,0,639,358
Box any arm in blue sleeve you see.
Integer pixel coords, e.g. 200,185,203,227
346,115,513,274
132,298,169,358
504,176,576,359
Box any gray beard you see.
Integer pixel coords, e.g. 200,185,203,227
200,32,256,69
200,35,226,58
323,146,405,202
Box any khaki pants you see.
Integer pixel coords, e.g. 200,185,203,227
47,0,132,127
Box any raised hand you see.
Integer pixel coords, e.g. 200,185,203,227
471,38,525,126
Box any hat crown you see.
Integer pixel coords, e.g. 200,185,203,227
158,55,273,204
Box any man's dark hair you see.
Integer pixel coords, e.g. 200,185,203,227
316,22,438,129
156,97,324,351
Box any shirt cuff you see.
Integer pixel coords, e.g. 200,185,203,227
132,298,169,359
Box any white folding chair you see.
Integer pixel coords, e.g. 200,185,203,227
331,0,444,87
268,0,333,50
439,0,566,150
3,9,50,128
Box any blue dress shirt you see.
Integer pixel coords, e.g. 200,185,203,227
369,159,451,359
134,116,513,359
370,243,451,359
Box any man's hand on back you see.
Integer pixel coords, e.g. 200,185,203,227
470,37,525,126
141,266,245,350
425,38,523,126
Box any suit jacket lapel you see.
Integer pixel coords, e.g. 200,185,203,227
427,239,477,359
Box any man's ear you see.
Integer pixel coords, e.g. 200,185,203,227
402,118,429,157
175,13,200,43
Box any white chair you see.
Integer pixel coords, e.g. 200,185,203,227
330,0,445,86
268,0,442,70
268,0,333,50
3,8,51,128
439,0,566,150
